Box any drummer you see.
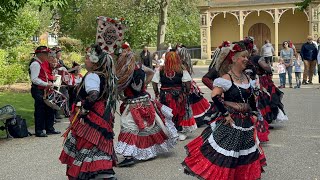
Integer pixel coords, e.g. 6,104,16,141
29,46,61,137
51,47,70,118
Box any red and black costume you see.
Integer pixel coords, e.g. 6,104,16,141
60,45,117,179
156,69,197,132
182,75,266,180
116,63,178,161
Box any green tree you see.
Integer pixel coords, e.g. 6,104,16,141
57,0,200,49
0,5,40,48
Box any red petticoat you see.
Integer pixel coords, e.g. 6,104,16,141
256,120,270,142
183,134,266,180
191,97,211,118
60,100,115,179
117,130,168,149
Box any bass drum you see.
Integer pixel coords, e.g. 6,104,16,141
43,89,67,111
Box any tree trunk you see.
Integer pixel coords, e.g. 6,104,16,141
157,0,170,51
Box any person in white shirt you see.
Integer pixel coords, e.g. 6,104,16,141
293,53,303,88
277,58,287,88
29,46,60,137
261,39,275,66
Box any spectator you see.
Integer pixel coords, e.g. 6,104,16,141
293,53,303,88
317,37,320,49
300,36,318,84
167,43,172,52
152,52,159,70
280,41,294,88
159,53,165,66
261,39,274,66
277,58,286,88
140,46,151,68
288,40,297,54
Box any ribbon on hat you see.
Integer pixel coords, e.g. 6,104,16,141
226,43,244,63
219,41,231,48
35,47,51,53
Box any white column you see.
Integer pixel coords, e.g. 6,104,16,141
274,8,279,57
200,11,211,59
309,6,313,36
239,11,244,40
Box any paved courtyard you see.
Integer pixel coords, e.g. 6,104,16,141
0,66,320,180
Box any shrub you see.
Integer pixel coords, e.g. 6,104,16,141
0,48,29,85
0,63,25,85
59,37,83,53
62,52,84,67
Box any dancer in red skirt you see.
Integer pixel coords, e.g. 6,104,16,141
178,46,210,127
115,48,178,167
182,42,266,180
60,44,117,180
152,51,197,141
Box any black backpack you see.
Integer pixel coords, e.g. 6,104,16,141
7,115,31,138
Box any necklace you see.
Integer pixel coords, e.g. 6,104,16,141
230,70,245,83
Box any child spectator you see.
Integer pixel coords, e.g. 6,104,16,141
293,53,303,88
278,58,287,88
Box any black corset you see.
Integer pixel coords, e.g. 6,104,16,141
160,70,183,87
224,84,252,103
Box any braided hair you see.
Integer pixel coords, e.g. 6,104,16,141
116,50,136,92
178,47,193,74
78,44,117,118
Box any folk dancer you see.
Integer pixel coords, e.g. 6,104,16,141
182,42,267,180
115,48,178,167
178,46,210,127
152,51,197,141
60,44,118,180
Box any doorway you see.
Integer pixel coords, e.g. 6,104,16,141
248,23,271,51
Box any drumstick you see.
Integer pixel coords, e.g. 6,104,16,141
61,108,80,143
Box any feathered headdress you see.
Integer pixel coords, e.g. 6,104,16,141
209,41,230,70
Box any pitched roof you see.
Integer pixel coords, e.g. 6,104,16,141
206,0,303,7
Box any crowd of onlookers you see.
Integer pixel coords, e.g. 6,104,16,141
261,36,319,89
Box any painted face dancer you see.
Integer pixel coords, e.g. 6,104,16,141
152,51,197,141
115,48,178,167
177,46,211,127
182,42,266,180
60,44,117,180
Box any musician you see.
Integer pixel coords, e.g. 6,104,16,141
29,46,61,137
52,47,70,70
68,62,83,110
51,47,71,117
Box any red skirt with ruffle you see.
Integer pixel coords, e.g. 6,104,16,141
59,100,115,180
160,88,197,131
190,94,210,118
182,114,266,180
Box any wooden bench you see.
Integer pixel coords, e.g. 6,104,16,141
0,105,16,138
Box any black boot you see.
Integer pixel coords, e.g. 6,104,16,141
118,157,135,167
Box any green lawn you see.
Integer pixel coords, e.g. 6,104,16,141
0,91,34,137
